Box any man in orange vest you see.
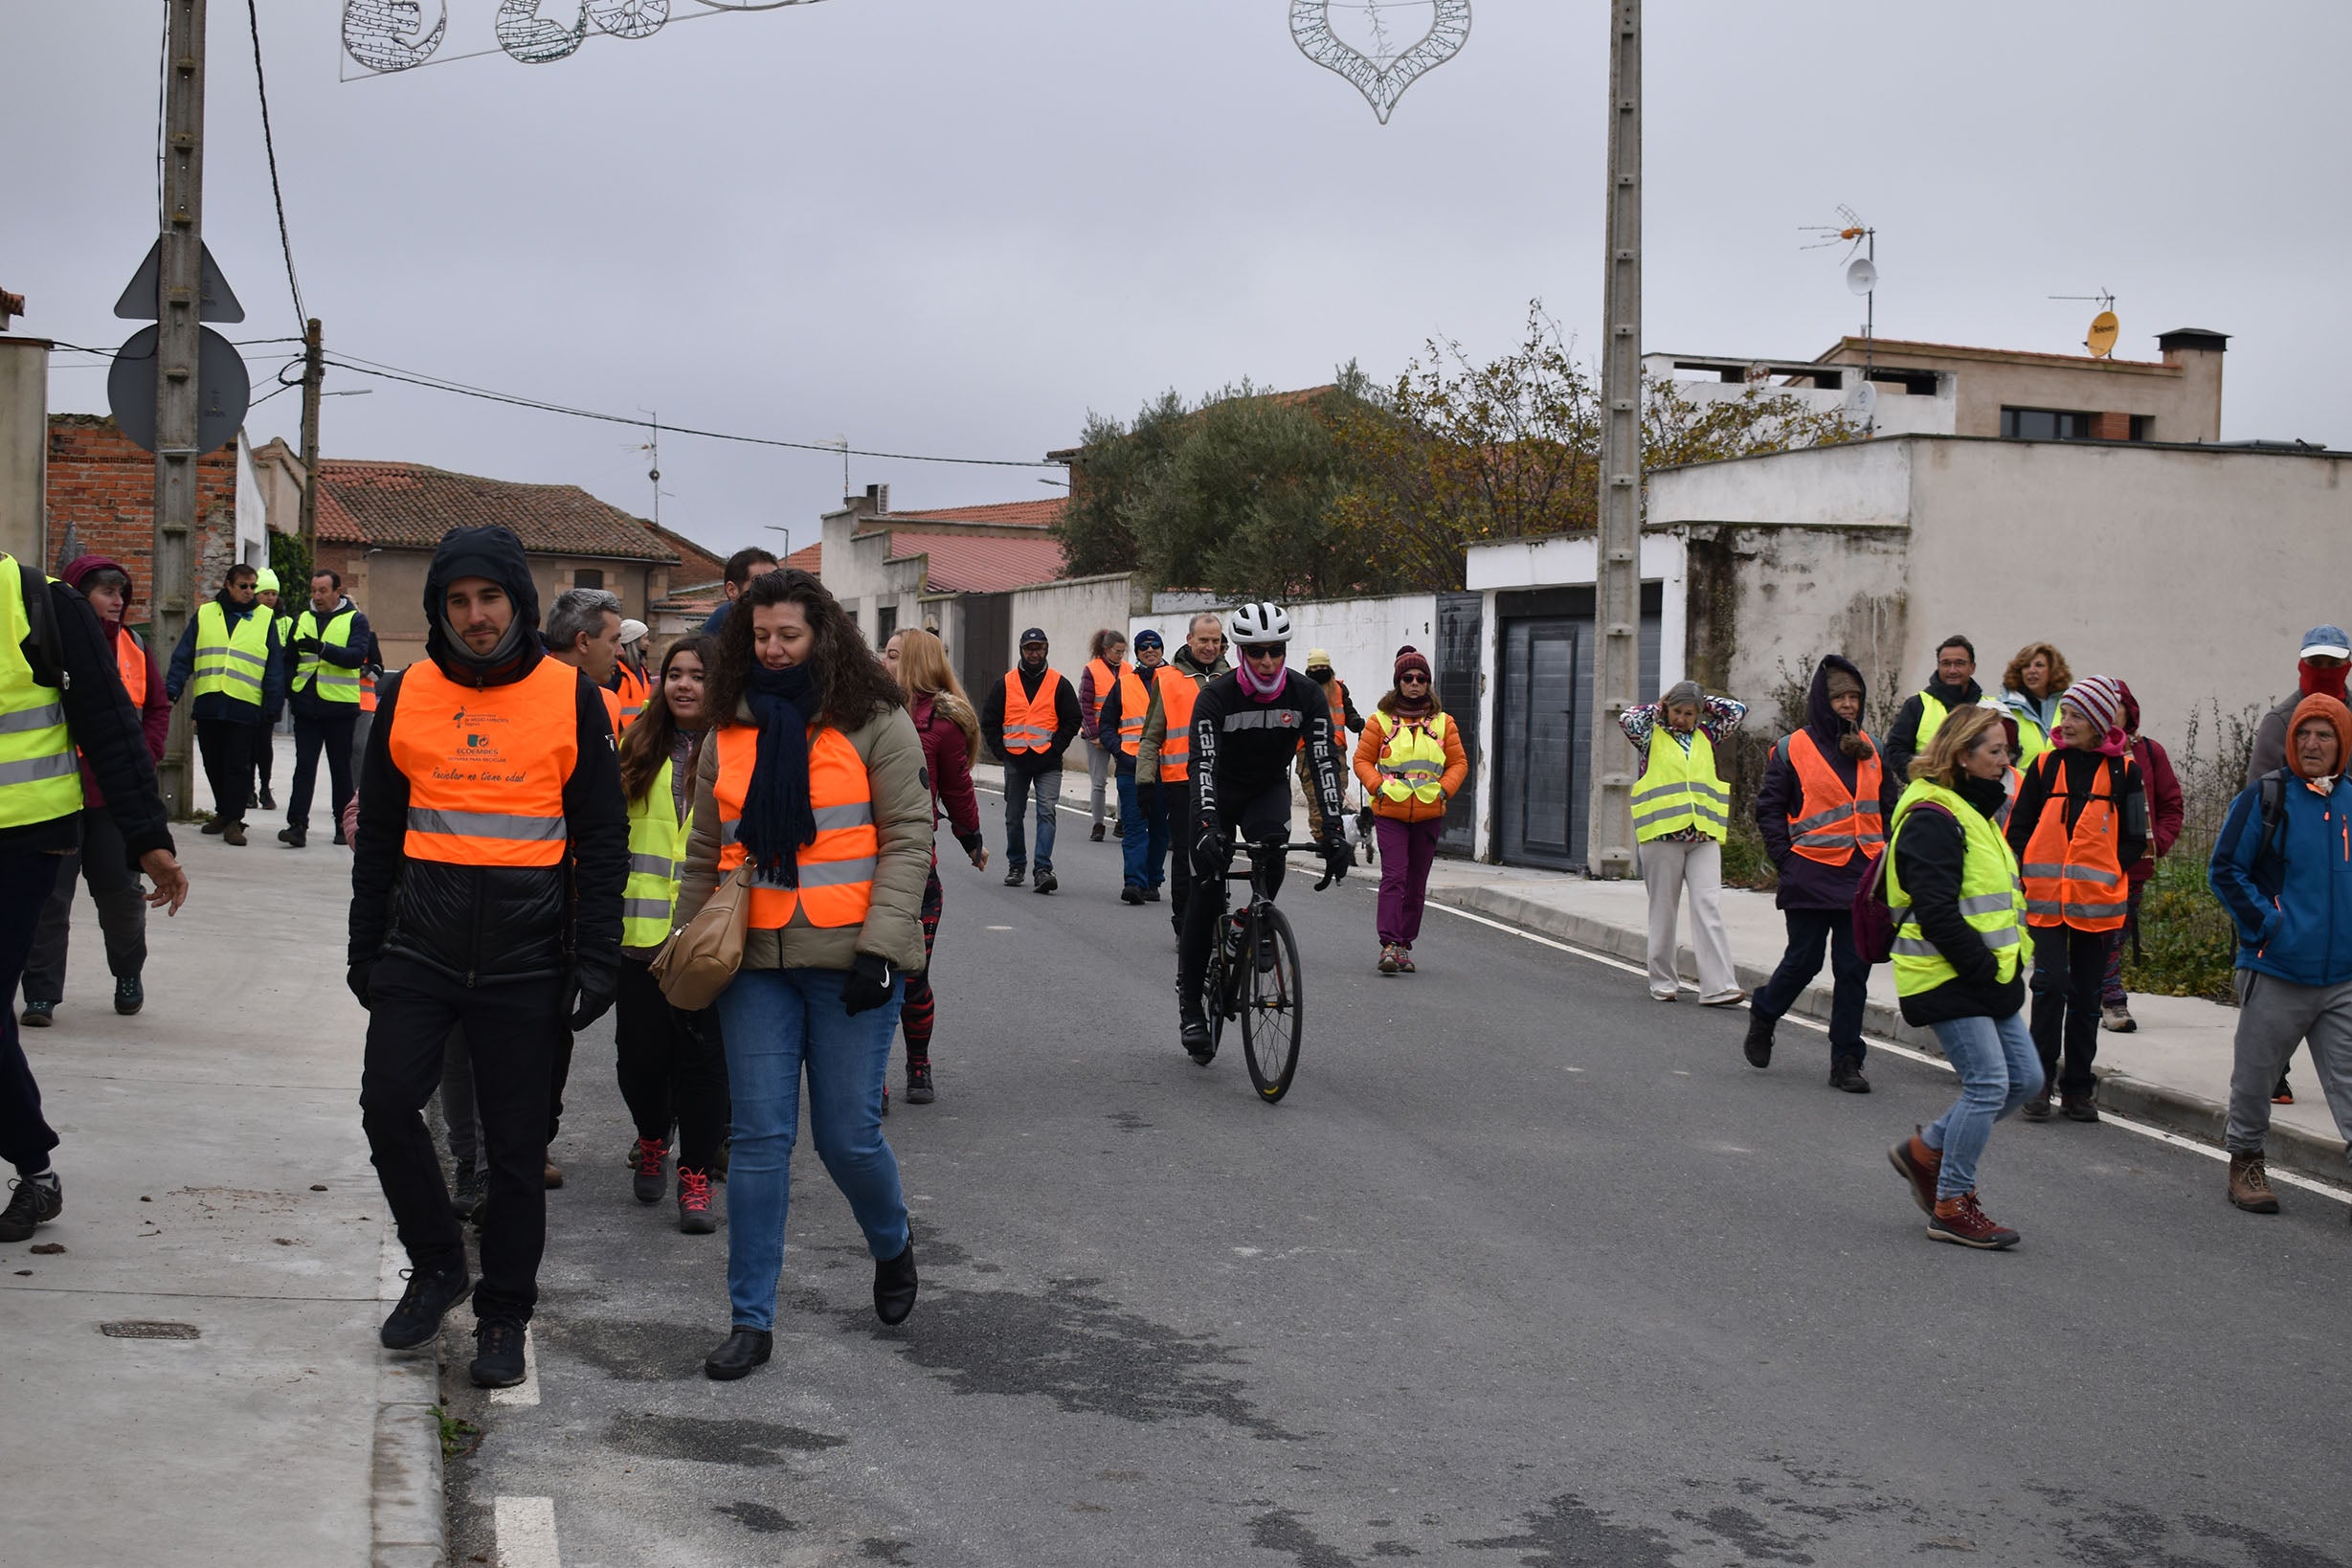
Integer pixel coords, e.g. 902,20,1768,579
547,588,627,735
978,627,1079,894
1094,628,1170,903
1139,613,1232,934
349,525,627,1390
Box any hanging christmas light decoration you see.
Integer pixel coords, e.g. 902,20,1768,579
1289,0,1471,124
341,0,826,73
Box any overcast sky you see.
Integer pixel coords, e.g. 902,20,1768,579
11,2,2346,563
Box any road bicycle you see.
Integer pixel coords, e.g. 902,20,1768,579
1200,839,1337,1104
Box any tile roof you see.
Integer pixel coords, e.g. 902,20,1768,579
881,498,1067,530
645,521,729,584
884,530,1065,594
784,540,823,573
315,460,677,561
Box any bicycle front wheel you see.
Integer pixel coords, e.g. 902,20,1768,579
1240,905,1304,1103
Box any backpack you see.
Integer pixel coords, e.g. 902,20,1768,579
2255,768,2292,872
1851,802,1954,965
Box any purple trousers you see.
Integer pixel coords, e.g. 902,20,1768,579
1375,816,1445,948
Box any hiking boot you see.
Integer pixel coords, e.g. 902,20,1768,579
905,1061,936,1105
0,1173,63,1243
677,1168,717,1234
470,1318,528,1388
279,825,306,848
705,1325,772,1380
1034,871,1058,895
874,1240,918,1325
378,1265,471,1349
1888,1130,1941,1217
1179,1006,1214,1064
113,976,143,1016
19,1000,54,1029
1004,865,1025,887
1742,1012,1774,1069
2021,1092,2052,1122
222,822,247,846
2228,1151,2281,1214
1090,823,1106,842
2100,1002,2136,1033
1829,1065,1872,1094
543,1160,565,1190
199,817,226,835
257,786,277,812
1927,1192,2020,1250
2061,1093,2100,1123
449,1168,486,1223
632,1137,668,1204
1122,885,1146,906
1379,944,1400,975
1143,885,1161,902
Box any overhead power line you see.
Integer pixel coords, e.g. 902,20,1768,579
245,0,305,325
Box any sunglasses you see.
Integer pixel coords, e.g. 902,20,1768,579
1239,643,1285,660
1399,673,1429,684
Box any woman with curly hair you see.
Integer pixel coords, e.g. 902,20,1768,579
1998,641,2072,772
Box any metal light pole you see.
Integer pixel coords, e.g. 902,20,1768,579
1586,0,1641,878
153,0,209,818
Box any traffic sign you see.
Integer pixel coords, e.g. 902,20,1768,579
105,325,251,455
112,238,245,325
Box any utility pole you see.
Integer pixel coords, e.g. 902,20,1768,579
298,316,323,556
1586,0,1642,880
153,0,208,819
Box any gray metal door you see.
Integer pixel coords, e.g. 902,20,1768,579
956,593,1012,706
1497,619,1580,868
1435,592,1481,857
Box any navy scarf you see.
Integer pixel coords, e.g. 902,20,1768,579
738,661,818,883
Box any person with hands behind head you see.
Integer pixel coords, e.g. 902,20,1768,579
674,569,933,1383
347,525,627,1392
883,627,988,1108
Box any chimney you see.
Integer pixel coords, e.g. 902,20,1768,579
2157,327,2229,443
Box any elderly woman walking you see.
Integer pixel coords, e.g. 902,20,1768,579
1621,680,1747,1005
1354,646,1467,974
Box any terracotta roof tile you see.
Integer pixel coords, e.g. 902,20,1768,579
314,460,677,561
883,498,1066,529
884,530,1065,594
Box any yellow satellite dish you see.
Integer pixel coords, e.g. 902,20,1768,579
2085,310,2120,358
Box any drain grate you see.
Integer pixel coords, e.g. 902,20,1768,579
99,1320,201,1340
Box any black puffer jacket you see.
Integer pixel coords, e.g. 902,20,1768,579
347,526,627,988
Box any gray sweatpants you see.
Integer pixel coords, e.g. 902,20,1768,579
2226,970,2352,1159
1638,838,1739,1003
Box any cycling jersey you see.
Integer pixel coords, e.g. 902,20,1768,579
1187,668,1348,837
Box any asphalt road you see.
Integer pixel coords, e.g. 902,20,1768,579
443,816,2352,1568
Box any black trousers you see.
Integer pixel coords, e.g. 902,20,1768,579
1176,780,1289,1010
359,956,565,1323
289,710,357,832
2029,925,2107,1100
248,719,274,789
194,718,255,825
1163,779,1195,936
24,808,146,1000
613,956,728,1172
1,855,63,1176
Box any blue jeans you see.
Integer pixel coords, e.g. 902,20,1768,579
1003,765,1061,874
1922,1010,2043,1200
1752,907,1869,1067
1117,773,1171,890
714,967,910,1333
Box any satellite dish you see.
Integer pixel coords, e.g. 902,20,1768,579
1846,257,1878,296
1842,380,1878,423
2085,310,2120,358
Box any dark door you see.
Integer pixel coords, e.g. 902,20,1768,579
1496,619,1580,868
1434,593,1482,857
956,593,1011,706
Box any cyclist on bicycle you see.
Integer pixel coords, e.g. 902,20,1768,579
1177,601,1353,1061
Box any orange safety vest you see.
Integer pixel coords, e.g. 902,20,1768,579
115,626,147,708
613,662,649,729
713,722,878,930
1781,728,1885,864
1326,678,1348,735
359,669,378,712
1110,666,1150,756
2019,750,2134,931
389,658,579,867
598,684,623,734
1086,657,1119,741
1000,668,1064,754
1154,666,1198,784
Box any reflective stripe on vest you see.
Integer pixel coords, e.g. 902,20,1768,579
1000,668,1064,753
613,663,648,729
116,626,148,708
389,658,578,866
713,723,878,930
2019,749,2134,931
622,756,688,948
1883,778,2033,997
1327,679,1348,736
0,557,83,827
1111,666,1149,756
191,600,275,704
1371,709,1448,804
1781,728,1885,862
1631,727,1730,843
359,669,379,712
294,608,363,703
1155,666,1199,783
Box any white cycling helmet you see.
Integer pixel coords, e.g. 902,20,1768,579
1224,601,1292,645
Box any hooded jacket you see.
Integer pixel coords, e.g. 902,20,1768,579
347,525,628,989
1754,654,1887,910
58,554,169,811
2209,694,2352,987
165,584,285,724
1882,672,1983,788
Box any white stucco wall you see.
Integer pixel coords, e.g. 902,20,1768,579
1009,572,1138,678
234,433,270,569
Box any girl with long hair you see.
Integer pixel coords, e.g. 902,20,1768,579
613,637,728,1232
675,570,934,1382
883,628,989,1105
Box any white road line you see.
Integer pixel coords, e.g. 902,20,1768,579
495,1495,561,1568
488,1324,540,1406
1426,899,2352,1206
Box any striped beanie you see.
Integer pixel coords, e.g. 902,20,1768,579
2063,674,2126,752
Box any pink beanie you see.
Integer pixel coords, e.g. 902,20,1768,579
2063,674,2128,755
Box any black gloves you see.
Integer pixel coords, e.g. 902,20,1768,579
292,635,320,657
1194,811,1224,868
843,952,896,1016
568,972,616,1032
347,961,375,1010
1320,836,1354,884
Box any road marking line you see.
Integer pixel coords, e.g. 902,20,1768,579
488,1325,539,1406
1426,899,2352,1207
495,1495,561,1568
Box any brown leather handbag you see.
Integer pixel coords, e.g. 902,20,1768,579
651,866,750,1010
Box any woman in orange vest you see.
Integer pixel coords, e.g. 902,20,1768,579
1352,646,1466,974
674,568,935,1382
1078,627,1127,844
1746,656,1888,1091
2005,673,2146,1122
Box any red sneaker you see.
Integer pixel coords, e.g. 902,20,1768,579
631,1137,668,1205
677,1168,716,1235
1927,1192,2020,1249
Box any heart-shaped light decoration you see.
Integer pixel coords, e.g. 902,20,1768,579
1289,0,1471,124
342,0,448,72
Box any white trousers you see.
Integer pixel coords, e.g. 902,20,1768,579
1639,838,1739,1001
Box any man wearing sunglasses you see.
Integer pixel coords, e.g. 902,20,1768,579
1176,601,1352,1061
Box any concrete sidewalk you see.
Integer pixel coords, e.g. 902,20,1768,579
1418,857,2352,1185
0,732,438,1568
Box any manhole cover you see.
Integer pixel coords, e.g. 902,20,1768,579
99,1320,201,1340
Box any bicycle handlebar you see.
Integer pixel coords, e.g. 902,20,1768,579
1217,840,1344,892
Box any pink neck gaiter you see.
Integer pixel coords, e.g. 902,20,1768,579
1234,657,1286,704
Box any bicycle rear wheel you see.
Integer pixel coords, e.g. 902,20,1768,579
1240,904,1304,1103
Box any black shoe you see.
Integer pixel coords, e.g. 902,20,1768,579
378,1266,471,1350
1144,885,1162,902
0,1173,63,1243
905,1061,936,1104
469,1318,527,1388
1742,1012,1774,1069
449,1169,486,1223
1090,823,1106,842
1122,885,1146,906
278,825,306,848
1034,871,1058,895
114,976,143,1016
331,828,347,846
257,787,277,812
1829,1065,1871,1094
875,1241,918,1325
705,1325,773,1380
1179,1008,1213,1064
200,818,226,836
2061,1094,2101,1123
1004,866,1025,887
19,1000,54,1028
2021,1094,2052,1122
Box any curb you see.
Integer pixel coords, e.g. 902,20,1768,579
1426,884,2351,1188
372,1336,447,1567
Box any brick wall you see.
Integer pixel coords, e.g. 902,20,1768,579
2089,410,2134,442
44,414,238,621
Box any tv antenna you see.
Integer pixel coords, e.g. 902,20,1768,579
1803,207,1877,376
2050,290,2120,357
633,408,674,526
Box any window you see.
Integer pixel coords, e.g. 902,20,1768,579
875,603,898,643
1999,407,2093,441
572,568,603,590
2130,414,2154,442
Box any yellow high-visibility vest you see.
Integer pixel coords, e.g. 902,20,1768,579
622,757,688,949
0,557,83,830
1631,727,1729,843
1370,709,1448,805
192,600,275,705
1884,778,2032,997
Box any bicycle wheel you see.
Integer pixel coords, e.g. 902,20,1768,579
1240,904,1304,1103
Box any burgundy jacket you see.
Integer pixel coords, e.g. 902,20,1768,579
912,695,984,853
2129,734,2184,889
